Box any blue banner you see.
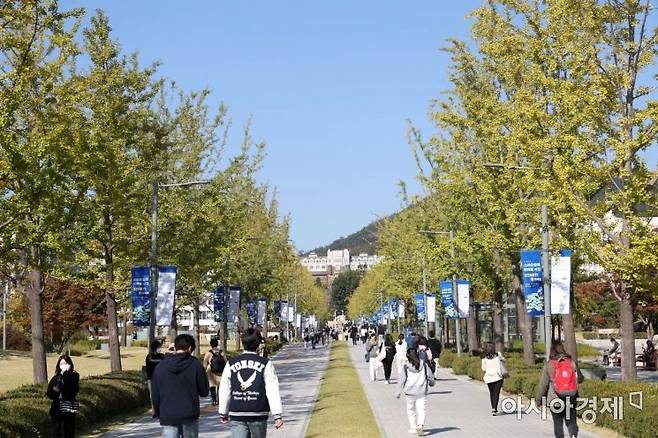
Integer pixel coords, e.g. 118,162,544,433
415,293,426,321
389,298,398,318
274,300,282,319
257,298,267,326
440,281,457,319
228,286,241,324
131,266,151,327
213,286,225,322
246,300,257,325
521,250,544,316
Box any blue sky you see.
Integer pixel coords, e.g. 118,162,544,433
59,1,657,251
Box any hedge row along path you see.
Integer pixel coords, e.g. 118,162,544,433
101,342,330,438
347,342,600,438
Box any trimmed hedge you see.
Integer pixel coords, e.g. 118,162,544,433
439,350,456,368
0,371,149,437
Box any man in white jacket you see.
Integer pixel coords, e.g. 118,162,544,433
218,328,283,437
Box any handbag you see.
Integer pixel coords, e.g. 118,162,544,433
499,358,510,379
59,399,79,416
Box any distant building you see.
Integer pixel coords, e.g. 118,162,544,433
300,249,381,286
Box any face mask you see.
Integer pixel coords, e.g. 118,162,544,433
60,363,71,373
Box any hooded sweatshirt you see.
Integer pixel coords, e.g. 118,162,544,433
397,360,434,397
151,352,209,426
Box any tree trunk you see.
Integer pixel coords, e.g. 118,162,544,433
513,262,535,366
103,216,122,371
619,285,637,381
193,299,200,357
169,308,178,342
562,313,578,362
26,263,47,384
493,302,504,354
467,301,478,353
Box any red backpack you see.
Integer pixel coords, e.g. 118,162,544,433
550,358,577,397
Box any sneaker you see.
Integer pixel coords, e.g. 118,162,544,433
385,380,390,385
492,409,498,416
416,425,424,436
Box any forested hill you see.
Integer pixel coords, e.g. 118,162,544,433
306,218,385,256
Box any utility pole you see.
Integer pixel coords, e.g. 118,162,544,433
422,258,429,337
450,230,462,356
541,205,552,358
294,293,298,342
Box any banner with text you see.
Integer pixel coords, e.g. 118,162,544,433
131,266,151,327
213,286,225,322
415,293,426,321
274,300,283,319
398,300,405,318
440,281,458,320
521,250,544,316
156,266,177,326
228,286,241,324
257,298,267,326
456,280,470,319
246,300,257,325
551,249,572,315
287,303,295,323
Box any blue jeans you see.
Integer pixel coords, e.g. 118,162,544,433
161,419,199,438
230,420,267,438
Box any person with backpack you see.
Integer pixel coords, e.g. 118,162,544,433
481,342,506,416
46,354,80,438
536,341,584,438
381,334,397,384
203,338,227,406
151,334,209,438
396,348,435,436
426,331,442,380
218,328,283,437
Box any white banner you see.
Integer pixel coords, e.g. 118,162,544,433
398,300,405,318
287,304,295,323
551,250,572,315
457,280,470,319
156,266,176,326
296,313,301,328
257,299,267,326
426,294,436,322
228,286,241,324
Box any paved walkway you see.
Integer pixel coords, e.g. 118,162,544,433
347,342,599,438
100,342,330,438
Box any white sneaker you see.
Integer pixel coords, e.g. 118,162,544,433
416,425,424,436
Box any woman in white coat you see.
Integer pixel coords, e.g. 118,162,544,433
481,342,506,415
368,334,384,381
395,333,408,374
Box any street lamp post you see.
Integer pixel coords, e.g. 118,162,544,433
149,180,210,347
2,281,8,351
421,258,429,337
541,205,552,358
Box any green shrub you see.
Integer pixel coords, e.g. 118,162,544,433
67,339,101,356
451,355,473,375
131,339,149,348
0,371,148,437
576,343,599,358
439,350,456,368
467,359,483,381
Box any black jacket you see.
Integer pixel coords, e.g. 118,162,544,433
151,352,209,426
427,338,442,358
145,352,165,379
46,371,80,418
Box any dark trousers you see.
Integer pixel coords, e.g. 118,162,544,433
352,336,357,345
551,398,578,438
51,415,75,438
487,379,503,411
383,360,393,380
210,386,217,404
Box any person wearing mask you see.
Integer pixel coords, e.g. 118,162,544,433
536,341,584,438
381,334,397,384
47,355,80,438
203,338,226,406
218,328,283,437
151,334,209,438
426,331,442,379
395,334,408,375
396,348,435,436
145,339,165,408
481,342,506,415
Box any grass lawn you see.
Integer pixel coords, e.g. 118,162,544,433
305,342,380,438
0,346,148,393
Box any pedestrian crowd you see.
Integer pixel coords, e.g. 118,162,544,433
349,322,586,438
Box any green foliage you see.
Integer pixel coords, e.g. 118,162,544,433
0,371,148,437
439,350,456,369
451,355,476,375
331,271,363,312
68,339,101,357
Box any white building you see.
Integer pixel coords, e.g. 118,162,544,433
300,249,381,274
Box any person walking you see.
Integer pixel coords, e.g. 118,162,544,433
145,339,165,409
426,331,442,380
481,342,506,415
395,334,408,375
536,341,584,438
360,325,368,344
382,334,397,384
218,328,283,437
350,324,358,346
47,354,80,438
396,348,434,436
151,334,209,438
368,334,383,381
203,338,227,406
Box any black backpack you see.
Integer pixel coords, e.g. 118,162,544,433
210,351,226,375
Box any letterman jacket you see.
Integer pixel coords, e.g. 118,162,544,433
217,351,283,422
